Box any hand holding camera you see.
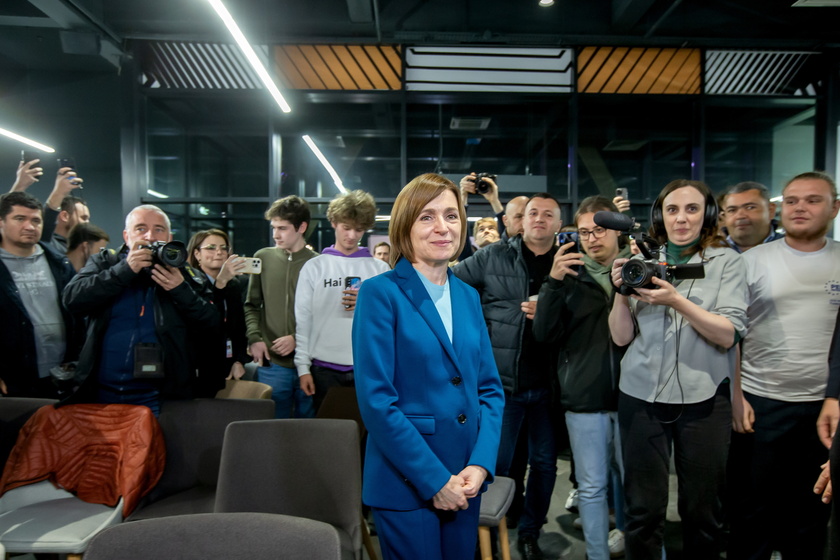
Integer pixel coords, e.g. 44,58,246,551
150,263,185,292
460,173,502,208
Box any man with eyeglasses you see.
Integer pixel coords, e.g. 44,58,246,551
533,195,631,560
720,181,784,253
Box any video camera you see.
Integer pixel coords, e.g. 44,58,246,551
592,211,704,296
139,240,188,268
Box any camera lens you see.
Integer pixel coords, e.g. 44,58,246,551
621,260,651,289
155,241,188,268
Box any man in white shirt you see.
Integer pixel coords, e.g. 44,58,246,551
729,171,840,559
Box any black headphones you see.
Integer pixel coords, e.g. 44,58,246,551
650,185,719,233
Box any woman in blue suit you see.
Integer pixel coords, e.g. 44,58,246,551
352,173,505,560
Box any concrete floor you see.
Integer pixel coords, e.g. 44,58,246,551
363,453,684,560
500,455,683,560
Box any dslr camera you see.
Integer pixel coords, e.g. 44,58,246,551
472,173,497,194
140,240,188,268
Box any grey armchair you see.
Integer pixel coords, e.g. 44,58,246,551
128,398,274,521
85,512,342,560
215,418,362,560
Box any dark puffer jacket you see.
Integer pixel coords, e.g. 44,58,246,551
453,236,530,393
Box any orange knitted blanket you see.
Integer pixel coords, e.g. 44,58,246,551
0,403,166,516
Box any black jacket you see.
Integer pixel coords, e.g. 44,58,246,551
453,236,531,393
62,246,222,403
532,267,625,413
0,242,81,397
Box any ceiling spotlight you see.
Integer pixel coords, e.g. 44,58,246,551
539,0,554,6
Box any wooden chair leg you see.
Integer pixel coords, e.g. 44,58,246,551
361,513,378,560
478,525,492,560
498,517,511,560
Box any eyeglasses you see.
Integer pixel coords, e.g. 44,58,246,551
576,227,608,240
200,244,230,252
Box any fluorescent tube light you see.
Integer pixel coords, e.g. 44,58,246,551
146,189,170,199
206,0,292,113
0,127,55,152
302,135,346,193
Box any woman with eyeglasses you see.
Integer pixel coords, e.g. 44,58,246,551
608,180,748,559
187,229,248,393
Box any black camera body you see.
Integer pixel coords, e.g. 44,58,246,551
473,173,497,194
140,240,188,268
618,235,704,295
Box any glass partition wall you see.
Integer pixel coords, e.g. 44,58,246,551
142,89,816,252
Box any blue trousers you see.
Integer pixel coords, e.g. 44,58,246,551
496,387,556,539
372,498,481,560
566,410,624,560
256,363,314,419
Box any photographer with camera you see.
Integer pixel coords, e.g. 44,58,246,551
608,180,747,559
533,195,631,560
63,205,221,415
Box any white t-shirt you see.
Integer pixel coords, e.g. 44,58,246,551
294,252,389,374
741,237,840,401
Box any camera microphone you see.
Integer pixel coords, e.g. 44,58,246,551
593,211,643,232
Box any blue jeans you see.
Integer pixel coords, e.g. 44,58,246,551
496,387,556,539
565,410,625,560
257,363,314,419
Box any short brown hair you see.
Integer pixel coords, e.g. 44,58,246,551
326,190,377,230
67,222,109,252
389,174,466,266
573,195,618,227
265,195,310,230
187,228,230,269
783,171,837,200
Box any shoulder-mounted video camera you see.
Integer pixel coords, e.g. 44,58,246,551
592,211,704,296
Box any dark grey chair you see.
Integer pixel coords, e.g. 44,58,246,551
478,476,516,560
128,398,274,521
84,512,342,560
0,397,57,469
215,418,362,560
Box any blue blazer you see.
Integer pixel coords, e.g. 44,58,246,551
352,257,504,511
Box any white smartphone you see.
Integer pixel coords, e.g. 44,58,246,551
241,257,262,274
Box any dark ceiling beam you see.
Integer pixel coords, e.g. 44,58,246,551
611,0,657,33
0,15,60,28
346,0,373,23
26,0,124,67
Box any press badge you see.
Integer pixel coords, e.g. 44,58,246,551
134,342,164,378
225,338,233,359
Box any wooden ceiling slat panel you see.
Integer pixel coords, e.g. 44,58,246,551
274,46,309,89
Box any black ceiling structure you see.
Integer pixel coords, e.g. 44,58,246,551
1,0,838,249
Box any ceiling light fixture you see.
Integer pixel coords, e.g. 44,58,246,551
206,0,292,113
539,0,554,6
302,135,346,193
146,189,170,199
0,127,55,152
